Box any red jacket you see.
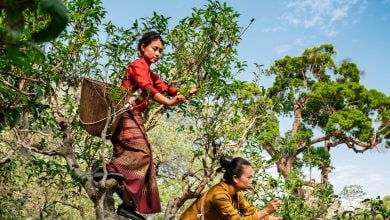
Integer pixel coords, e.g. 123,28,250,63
121,57,178,112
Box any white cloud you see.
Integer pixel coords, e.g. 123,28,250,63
262,26,284,33
330,8,348,24
275,44,293,55
329,164,390,198
274,37,310,55
282,0,368,37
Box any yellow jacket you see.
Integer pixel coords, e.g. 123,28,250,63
180,182,269,220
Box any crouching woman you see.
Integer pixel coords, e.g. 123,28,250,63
180,157,282,220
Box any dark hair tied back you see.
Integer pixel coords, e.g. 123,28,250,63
218,156,251,184
220,156,233,169
138,31,164,53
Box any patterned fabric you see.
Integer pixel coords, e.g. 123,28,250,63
180,182,269,220
121,57,178,112
107,110,161,214
107,57,179,214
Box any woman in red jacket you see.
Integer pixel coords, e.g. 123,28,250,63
105,31,196,219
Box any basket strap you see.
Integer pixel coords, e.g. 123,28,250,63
79,105,127,125
196,190,209,220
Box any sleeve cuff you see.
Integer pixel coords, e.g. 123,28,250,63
168,85,178,96
146,86,159,96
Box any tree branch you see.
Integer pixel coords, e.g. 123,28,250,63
309,136,328,145
21,144,61,156
0,71,40,82
262,142,277,156
0,150,14,165
165,156,220,219
144,105,165,131
43,200,86,220
12,128,60,155
50,94,85,181
226,116,261,147
17,129,49,136
0,77,35,96
295,135,329,155
344,141,371,153
292,97,308,136
330,134,380,153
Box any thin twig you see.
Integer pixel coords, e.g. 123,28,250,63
0,150,14,165
0,77,35,96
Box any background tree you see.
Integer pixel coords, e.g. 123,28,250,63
250,44,390,219
383,195,390,210
332,196,390,220
259,44,389,181
339,184,366,209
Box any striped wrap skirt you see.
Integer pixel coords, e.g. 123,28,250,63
107,110,161,214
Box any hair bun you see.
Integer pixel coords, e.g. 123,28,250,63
219,156,233,169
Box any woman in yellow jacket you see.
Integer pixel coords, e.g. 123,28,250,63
180,157,281,220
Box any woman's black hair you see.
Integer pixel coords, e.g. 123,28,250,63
219,156,251,184
137,31,164,53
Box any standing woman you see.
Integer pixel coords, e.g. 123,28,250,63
106,31,195,218
180,156,282,220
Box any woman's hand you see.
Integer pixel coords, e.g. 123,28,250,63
153,93,185,106
264,199,280,214
257,199,281,219
268,215,282,220
169,94,186,106
189,87,198,95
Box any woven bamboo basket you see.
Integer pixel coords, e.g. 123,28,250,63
79,78,126,138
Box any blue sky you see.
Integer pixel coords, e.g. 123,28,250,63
101,0,390,198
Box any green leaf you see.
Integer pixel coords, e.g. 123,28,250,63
32,0,69,42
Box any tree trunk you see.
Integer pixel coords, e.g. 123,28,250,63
321,138,331,185
292,105,302,136
164,195,190,220
164,165,219,219
93,188,125,220
276,155,296,177
95,190,107,220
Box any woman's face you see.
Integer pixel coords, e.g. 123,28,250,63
141,39,163,64
233,165,253,191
